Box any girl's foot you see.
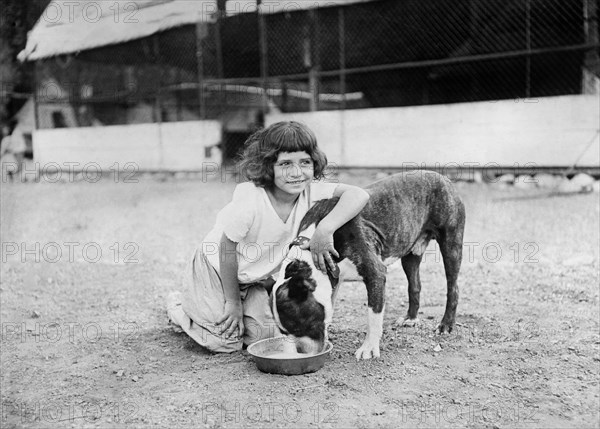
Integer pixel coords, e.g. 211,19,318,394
166,291,185,333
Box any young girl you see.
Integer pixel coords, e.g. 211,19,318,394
167,121,369,352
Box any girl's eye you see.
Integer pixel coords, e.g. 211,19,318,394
301,160,313,166
278,161,291,166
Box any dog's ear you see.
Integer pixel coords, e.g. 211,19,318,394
284,259,312,280
287,277,317,301
284,260,317,301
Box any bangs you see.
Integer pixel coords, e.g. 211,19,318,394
238,121,328,187
263,121,317,154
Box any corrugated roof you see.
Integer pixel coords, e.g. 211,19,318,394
19,0,375,62
18,1,216,62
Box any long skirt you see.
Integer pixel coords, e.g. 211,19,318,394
167,248,281,353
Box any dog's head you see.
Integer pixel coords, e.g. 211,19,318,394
274,258,333,354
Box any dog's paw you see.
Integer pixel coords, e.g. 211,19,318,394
397,316,420,327
354,339,380,360
436,322,453,334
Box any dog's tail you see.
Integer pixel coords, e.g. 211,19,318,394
299,197,340,233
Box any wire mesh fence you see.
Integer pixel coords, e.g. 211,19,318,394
33,24,201,129
33,0,598,130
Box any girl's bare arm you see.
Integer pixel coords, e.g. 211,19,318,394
309,184,370,271
216,233,244,338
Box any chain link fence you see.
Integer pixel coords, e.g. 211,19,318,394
34,24,199,129
226,0,596,111
33,0,598,136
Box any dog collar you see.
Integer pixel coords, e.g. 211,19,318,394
289,235,310,249
288,235,340,288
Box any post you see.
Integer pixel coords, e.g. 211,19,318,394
282,81,288,111
338,7,346,110
469,0,481,100
196,22,206,119
258,0,269,115
338,7,346,166
153,34,164,170
308,8,319,111
33,62,39,130
215,0,225,114
525,0,531,98
153,34,162,123
583,0,599,94
74,58,81,126
216,0,225,80
176,66,182,121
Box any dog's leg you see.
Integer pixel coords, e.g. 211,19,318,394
437,223,464,334
398,254,423,327
355,305,385,360
354,260,386,360
332,259,352,305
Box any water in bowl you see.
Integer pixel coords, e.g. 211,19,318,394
268,351,310,359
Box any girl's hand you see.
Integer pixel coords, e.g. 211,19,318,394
306,226,339,272
302,184,368,272
216,301,244,339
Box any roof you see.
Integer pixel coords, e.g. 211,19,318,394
19,0,376,62
18,1,216,62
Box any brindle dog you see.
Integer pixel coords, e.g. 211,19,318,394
274,170,466,360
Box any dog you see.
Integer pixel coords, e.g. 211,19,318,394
272,170,466,360
271,233,337,355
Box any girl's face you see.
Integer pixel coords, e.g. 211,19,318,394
272,151,314,196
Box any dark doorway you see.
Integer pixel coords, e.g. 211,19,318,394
51,111,67,128
221,131,252,165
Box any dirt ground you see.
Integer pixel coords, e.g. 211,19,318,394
1,169,599,429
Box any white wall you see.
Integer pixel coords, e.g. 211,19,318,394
33,121,222,171
266,95,600,168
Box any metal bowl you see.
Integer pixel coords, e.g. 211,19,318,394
247,337,333,375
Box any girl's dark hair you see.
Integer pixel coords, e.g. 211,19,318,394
237,121,328,187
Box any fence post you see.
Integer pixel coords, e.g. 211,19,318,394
152,34,164,170
583,0,599,94
339,6,346,166
308,8,319,111
33,62,39,130
469,0,481,100
152,34,162,123
195,22,206,119
74,57,81,126
339,7,346,110
176,66,182,121
216,0,225,115
525,0,531,98
258,0,269,115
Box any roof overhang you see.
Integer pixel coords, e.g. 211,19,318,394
18,0,216,62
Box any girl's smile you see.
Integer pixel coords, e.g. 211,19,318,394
272,151,315,197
